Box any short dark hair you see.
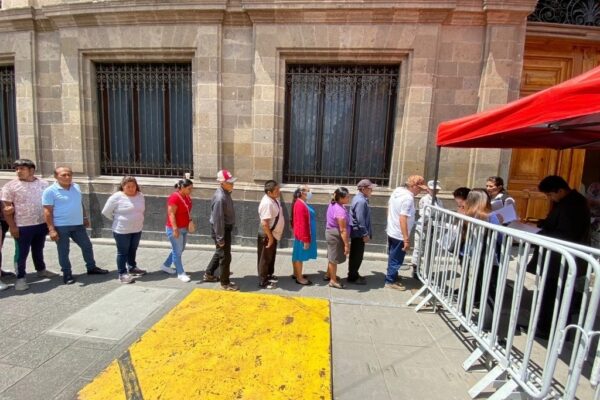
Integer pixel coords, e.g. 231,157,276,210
13,159,35,169
452,187,470,200
119,176,140,193
264,180,279,194
487,176,504,188
538,175,570,193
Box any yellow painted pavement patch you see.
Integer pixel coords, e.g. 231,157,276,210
78,289,331,400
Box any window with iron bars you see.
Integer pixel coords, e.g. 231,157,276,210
284,64,399,186
0,65,19,170
96,63,193,178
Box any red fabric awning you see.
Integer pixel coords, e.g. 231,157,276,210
436,65,600,150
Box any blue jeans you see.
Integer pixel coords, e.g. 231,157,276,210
164,227,188,275
16,223,48,279
385,236,406,283
55,225,96,275
113,231,142,275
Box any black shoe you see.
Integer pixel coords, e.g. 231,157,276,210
347,276,367,285
0,269,16,278
268,275,279,283
63,274,75,285
87,266,109,275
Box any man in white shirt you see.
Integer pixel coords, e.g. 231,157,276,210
1,159,58,291
385,175,426,290
257,180,284,289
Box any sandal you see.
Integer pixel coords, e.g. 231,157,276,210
328,281,345,289
221,283,239,291
323,274,341,281
294,277,313,286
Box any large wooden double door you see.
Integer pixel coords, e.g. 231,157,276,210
508,38,600,220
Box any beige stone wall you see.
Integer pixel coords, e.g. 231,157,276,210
0,0,538,200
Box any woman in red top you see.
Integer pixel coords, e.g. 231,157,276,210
161,179,193,282
291,185,317,285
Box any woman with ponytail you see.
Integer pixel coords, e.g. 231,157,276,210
325,187,351,289
290,185,316,285
161,178,194,282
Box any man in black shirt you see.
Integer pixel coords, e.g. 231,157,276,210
532,175,590,339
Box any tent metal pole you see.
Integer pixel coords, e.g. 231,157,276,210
432,146,441,205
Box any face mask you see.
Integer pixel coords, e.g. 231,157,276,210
305,191,313,201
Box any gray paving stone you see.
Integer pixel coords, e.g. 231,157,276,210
49,285,178,341
1,334,74,369
0,346,100,400
332,339,391,400
53,378,91,400
0,337,28,359
0,363,31,393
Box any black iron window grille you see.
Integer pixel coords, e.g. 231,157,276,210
96,63,193,177
528,0,600,26
284,64,399,186
0,65,18,170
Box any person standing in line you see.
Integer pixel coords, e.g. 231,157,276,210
204,169,238,291
101,176,146,284
0,202,17,280
409,180,444,279
256,180,284,289
1,159,59,291
385,175,427,290
42,166,109,284
160,178,193,282
290,185,316,285
348,179,376,285
325,187,351,289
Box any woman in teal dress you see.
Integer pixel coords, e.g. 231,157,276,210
291,185,317,285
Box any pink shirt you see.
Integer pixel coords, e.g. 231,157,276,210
1,178,49,227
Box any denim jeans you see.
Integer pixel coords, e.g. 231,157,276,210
55,225,97,275
385,236,406,283
113,231,142,275
16,223,48,279
164,227,188,275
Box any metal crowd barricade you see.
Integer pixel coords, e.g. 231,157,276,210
406,206,600,400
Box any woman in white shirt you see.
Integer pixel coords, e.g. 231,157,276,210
101,176,146,283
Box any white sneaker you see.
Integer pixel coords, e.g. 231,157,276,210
119,274,135,284
160,265,176,275
0,281,8,291
15,278,29,291
177,274,191,283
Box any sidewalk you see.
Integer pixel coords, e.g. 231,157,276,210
0,238,482,400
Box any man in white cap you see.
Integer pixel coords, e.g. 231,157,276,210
385,175,427,290
348,179,376,284
204,169,239,291
409,180,444,278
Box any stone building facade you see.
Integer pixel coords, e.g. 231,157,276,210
0,0,538,252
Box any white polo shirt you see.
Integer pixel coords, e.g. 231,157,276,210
258,194,284,241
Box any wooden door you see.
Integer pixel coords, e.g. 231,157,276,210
508,39,599,220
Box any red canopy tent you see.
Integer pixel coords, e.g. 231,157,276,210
436,65,600,150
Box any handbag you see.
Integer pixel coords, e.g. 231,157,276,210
176,192,195,233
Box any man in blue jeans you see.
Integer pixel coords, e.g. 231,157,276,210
1,159,59,291
42,166,108,284
385,175,426,290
